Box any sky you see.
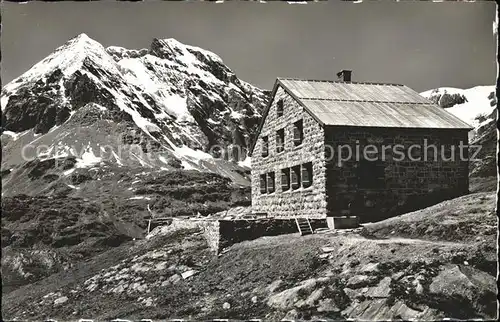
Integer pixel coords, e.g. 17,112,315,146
1,1,496,92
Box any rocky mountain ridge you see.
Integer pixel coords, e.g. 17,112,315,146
1,33,269,185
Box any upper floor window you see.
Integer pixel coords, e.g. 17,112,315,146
302,162,313,188
262,136,269,157
277,99,284,117
281,168,290,191
260,174,267,194
276,129,285,153
267,172,275,193
293,120,303,146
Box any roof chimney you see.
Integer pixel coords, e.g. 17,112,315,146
336,69,352,82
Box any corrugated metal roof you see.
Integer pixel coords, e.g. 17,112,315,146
279,79,472,129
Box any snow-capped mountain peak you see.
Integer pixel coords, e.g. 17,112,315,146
1,35,269,185
2,33,115,100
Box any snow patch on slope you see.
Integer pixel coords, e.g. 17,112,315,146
75,146,102,168
2,130,27,141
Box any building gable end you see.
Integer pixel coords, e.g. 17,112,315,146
248,79,324,156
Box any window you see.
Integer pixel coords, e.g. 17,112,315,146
276,129,285,153
291,165,301,190
293,120,303,146
302,162,313,188
277,99,284,117
281,168,290,191
267,172,275,193
262,136,269,157
260,174,267,194
356,159,385,189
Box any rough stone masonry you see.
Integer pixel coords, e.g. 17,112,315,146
252,86,328,218
251,82,469,222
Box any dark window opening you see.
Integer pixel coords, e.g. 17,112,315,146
281,168,290,191
260,174,267,194
356,159,385,189
293,120,303,146
291,165,301,190
262,136,269,157
276,129,285,153
277,99,284,117
267,172,275,193
302,162,313,188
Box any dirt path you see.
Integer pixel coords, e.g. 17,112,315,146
332,235,468,247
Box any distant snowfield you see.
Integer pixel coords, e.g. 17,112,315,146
420,86,495,128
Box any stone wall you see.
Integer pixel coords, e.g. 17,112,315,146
197,219,221,253
251,86,327,218
163,217,327,254
154,218,221,253
218,218,327,250
324,126,470,222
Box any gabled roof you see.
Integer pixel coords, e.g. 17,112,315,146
280,78,472,129
249,78,473,155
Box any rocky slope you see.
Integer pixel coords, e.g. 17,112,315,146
1,192,497,320
420,86,497,177
1,33,269,186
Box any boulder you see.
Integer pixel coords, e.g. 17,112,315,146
317,298,341,313
360,262,379,274
364,277,392,298
53,296,68,306
429,264,496,300
346,275,378,288
267,278,318,310
181,270,198,279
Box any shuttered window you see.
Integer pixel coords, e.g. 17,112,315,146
276,129,285,153
291,165,301,190
302,162,313,188
267,172,275,193
277,99,284,117
262,136,269,157
281,168,290,191
260,174,267,194
293,120,303,146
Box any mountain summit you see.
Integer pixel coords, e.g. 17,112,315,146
1,34,269,185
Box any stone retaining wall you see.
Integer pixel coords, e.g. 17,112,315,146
165,217,327,254
218,218,326,251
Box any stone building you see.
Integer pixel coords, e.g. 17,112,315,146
249,72,472,222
